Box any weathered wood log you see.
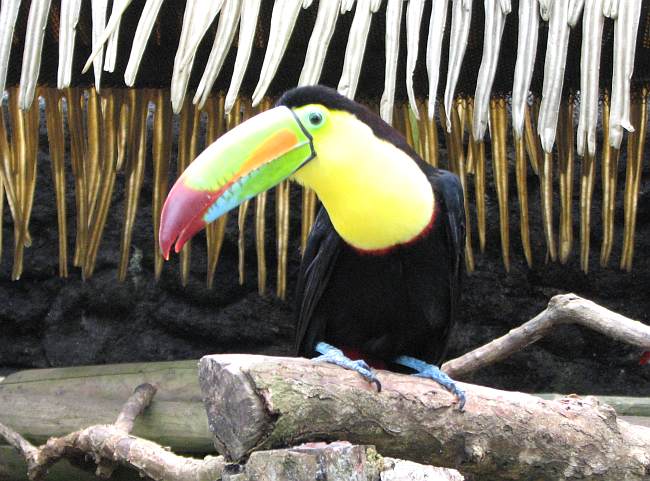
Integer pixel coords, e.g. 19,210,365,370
0,383,227,481
221,443,463,481
199,354,650,481
2,366,650,481
0,360,212,453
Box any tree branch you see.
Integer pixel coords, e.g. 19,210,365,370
199,354,650,481
0,383,227,481
442,293,650,378
96,383,157,478
0,421,41,474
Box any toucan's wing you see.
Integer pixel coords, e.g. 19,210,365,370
399,167,465,364
431,168,466,361
294,206,342,355
433,169,465,291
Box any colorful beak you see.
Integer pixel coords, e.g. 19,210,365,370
159,106,315,259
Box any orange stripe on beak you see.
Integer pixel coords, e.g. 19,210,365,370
240,129,300,174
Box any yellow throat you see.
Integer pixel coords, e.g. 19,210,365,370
291,110,435,251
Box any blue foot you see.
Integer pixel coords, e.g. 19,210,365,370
394,356,466,410
313,342,381,392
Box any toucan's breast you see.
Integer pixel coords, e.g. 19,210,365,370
291,110,435,251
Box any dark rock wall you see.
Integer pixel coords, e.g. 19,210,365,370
1,102,649,399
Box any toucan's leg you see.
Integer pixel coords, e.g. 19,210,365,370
393,355,466,410
313,342,382,391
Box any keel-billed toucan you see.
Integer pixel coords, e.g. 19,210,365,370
160,86,466,407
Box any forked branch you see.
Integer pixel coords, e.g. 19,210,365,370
0,383,226,481
442,293,650,378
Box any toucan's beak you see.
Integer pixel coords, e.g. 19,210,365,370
159,106,315,259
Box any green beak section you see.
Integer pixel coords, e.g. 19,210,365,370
159,106,314,258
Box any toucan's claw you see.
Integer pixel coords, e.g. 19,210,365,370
394,355,466,410
313,342,382,392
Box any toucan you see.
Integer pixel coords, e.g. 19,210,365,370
159,86,466,408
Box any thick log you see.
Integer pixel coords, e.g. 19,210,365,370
199,354,650,481
225,443,463,481
0,360,212,453
0,382,227,481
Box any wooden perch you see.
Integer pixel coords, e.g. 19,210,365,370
199,354,650,481
442,293,650,378
3,293,650,480
1,383,462,481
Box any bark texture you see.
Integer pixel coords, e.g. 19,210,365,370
199,354,650,481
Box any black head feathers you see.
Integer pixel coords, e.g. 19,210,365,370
276,85,417,160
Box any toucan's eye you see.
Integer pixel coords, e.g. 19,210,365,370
308,112,323,126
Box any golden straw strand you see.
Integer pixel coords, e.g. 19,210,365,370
392,103,402,135
474,139,486,253
24,95,39,242
8,88,28,279
423,102,439,167
152,89,172,281
15,91,40,277
557,98,574,264
489,98,510,271
256,190,268,294
237,199,250,285
457,97,467,136
514,133,532,267
579,152,596,274
300,188,317,255
465,98,475,174
118,91,149,281
237,98,252,285
83,89,120,279
438,104,453,176
0,98,21,232
464,98,483,251
599,92,619,267
541,150,556,262
276,179,290,299
449,102,474,272
620,88,647,271
44,88,68,277
65,87,88,268
418,100,430,165
116,98,130,172
524,103,541,176
451,99,466,176
402,103,415,150
0,116,5,261
86,88,102,223
206,93,228,289
532,96,555,262
413,103,425,158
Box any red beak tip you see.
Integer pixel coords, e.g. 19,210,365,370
160,242,172,260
